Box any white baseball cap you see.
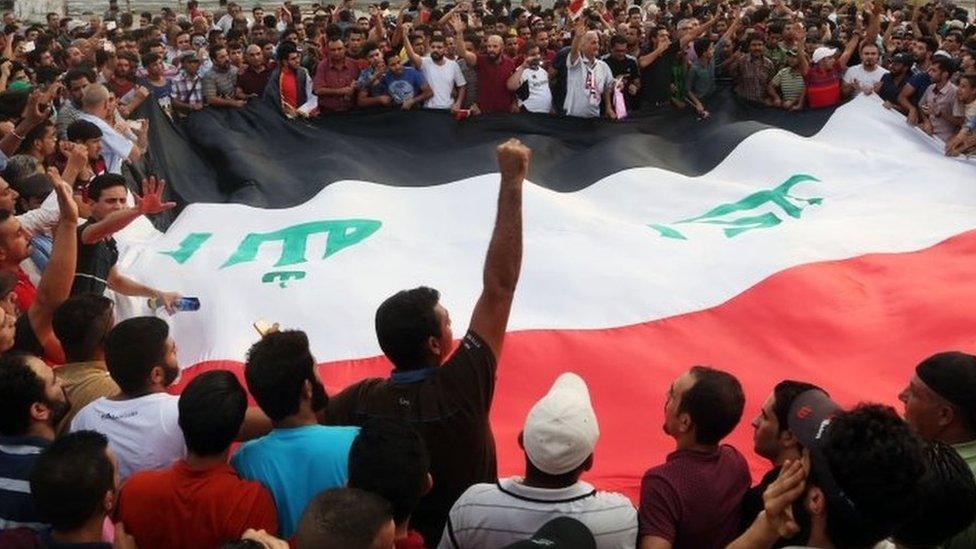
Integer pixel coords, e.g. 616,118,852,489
523,373,600,476
812,46,837,64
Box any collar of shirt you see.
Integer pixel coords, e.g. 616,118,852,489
498,476,596,502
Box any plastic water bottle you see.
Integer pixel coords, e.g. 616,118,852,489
147,297,201,312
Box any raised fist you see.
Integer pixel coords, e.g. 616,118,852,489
496,138,531,181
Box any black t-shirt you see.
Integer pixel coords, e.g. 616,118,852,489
603,54,641,111
326,330,497,546
640,42,678,107
12,313,44,357
71,220,118,296
740,466,807,547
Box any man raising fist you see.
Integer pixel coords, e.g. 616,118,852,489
326,139,531,547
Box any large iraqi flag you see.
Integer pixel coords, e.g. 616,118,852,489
121,91,976,500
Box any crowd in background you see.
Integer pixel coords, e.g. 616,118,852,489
0,0,970,548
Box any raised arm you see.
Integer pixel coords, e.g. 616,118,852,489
638,34,672,69
681,15,718,49
1,90,51,159
467,139,529,358
402,23,423,69
569,18,586,64
29,168,79,362
837,32,860,67
81,176,176,245
450,14,477,66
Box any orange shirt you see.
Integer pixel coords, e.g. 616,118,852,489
118,460,278,549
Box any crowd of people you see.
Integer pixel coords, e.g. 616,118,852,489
0,0,969,548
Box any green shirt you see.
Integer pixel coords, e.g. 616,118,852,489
946,440,976,549
772,67,805,102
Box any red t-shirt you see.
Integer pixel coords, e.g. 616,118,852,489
805,61,844,109
117,461,278,548
14,268,35,314
475,54,516,113
279,69,299,110
396,529,426,549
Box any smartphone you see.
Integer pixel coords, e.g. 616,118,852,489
22,40,35,53
253,319,277,336
106,20,117,30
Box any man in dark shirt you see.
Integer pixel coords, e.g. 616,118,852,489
638,366,751,548
603,35,640,113
72,174,180,312
237,44,272,98
880,52,914,109
638,28,678,111
0,353,68,532
326,139,530,546
739,380,822,545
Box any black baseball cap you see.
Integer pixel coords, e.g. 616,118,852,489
891,52,915,66
503,517,596,549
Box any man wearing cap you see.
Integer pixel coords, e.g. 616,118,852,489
732,394,926,548
503,517,598,549
438,373,637,549
172,51,205,115
842,42,888,97
880,51,912,100
899,351,976,549
638,366,749,549
803,35,858,109
739,380,823,540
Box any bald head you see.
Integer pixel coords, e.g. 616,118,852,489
81,83,110,112
485,34,504,59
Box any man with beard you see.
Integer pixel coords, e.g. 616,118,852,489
880,52,914,109
0,352,70,532
69,317,186,484
638,366,750,548
842,42,888,97
452,15,516,113
267,41,318,118
203,45,245,108
55,69,93,139
234,330,359,538
403,26,466,110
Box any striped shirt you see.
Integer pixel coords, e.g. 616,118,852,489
439,477,638,549
772,67,806,102
0,436,49,531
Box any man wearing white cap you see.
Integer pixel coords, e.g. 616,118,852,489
803,34,859,109
438,373,637,549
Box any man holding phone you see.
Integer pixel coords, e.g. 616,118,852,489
507,41,552,113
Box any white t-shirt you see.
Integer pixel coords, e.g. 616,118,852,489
842,64,889,95
519,67,553,114
70,392,186,482
420,57,466,110
564,54,614,118
78,112,134,175
439,477,638,549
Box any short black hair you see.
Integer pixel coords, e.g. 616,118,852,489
87,173,127,201
932,56,957,75
349,418,430,524
141,51,161,67
244,330,323,422
179,370,247,456
0,352,44,436
52,294,114,363
679,366,744,445
375,286,441,370
610,34,628,48
66,119,103,142
820,404,925,547
17,119,52,155
893,442,976,547
105,316,169,395
295,488,393,549
30,430,114,531
276,40,298,60
773,380,824,433
693,37,711,57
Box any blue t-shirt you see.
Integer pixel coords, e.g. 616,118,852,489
378,67,426,105
907,69,931,106
230,425,360,537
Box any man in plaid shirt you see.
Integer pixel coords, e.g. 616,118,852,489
172,52,205,116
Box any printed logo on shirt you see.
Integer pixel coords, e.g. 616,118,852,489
99,410,139,421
